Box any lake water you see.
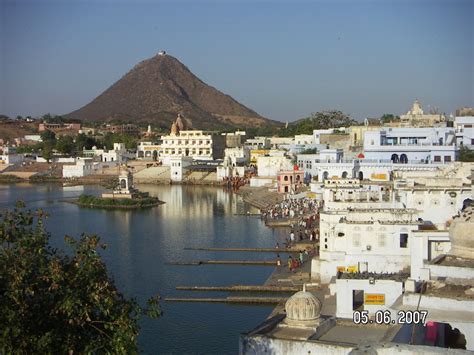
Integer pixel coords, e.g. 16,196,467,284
0,183,288,354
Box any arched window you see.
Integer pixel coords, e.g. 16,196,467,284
342,171,348,178
400,154,408,164
391,154,399,163
323,171,329,180
120,179,127,189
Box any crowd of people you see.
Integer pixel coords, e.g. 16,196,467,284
261,197,320,220
275,246,317,272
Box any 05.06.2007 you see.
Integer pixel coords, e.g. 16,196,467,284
353,310,428,325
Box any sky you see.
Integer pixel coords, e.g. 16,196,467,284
1,0,473,122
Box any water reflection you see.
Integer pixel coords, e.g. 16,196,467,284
0,184,287,354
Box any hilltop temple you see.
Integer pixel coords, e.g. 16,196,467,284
400,99,445,127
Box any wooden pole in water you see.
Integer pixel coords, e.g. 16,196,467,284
175,285,300,292
166,260,277,266
183,247,298,253
164,296,287,304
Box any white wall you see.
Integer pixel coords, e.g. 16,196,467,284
336,279,403,318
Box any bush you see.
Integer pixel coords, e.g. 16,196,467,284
77,194,160,208
0,202,160,353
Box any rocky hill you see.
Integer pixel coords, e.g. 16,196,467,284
68,53,279,130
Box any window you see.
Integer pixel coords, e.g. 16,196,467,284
378,234,386,247
434,156,441,162
444,156,451,162
353,234,361,247
400,233,408,248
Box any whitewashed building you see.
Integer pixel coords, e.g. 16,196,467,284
256,154,293,177
62,158,99,178
161,130,225,164
0,146,24,164
102,143,129,163
454,116,474,149
364,127,458,163
136,142,161,160
169,156,193,182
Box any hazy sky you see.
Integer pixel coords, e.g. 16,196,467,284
1,0,473,122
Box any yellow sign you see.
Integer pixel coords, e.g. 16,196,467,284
347,265,358,273
250,149,270,156
370,173,388,180
337,266,346,272
364,293,385,305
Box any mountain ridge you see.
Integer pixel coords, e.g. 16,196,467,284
68,53,280,130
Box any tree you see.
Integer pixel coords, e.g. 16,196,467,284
459,146,474,162
41,146,53,162
380,114,400,123
278,110,356,136
40,130,56,144
55,135,75,155
75,133,99,151
0,203,160,353
101,133,137,150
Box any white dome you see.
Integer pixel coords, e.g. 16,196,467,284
285,290,322,325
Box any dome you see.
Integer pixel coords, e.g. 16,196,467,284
449,205,474,259
285,289,322,326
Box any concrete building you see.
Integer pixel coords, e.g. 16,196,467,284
400,99,445,127
0,146,24,164
398,205,474,350
222,131,246,148
62,158,98,178
161,116,225,164
244,136,270,150
364,127,457,164
268,136,294,150
224,147,250,166
454,116,474,149
256,154,293,177
136,141,161,160
313,128,345,145
277,169,304,193
314,207,420,283
217,156,246,180
241,282,470,354
102,143,129,163
169,156,193,182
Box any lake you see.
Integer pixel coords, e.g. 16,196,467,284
0,183,289,354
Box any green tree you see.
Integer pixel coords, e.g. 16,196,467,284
278,110,356,136
101,133,137,150
55,135,75,155
41,146,53,162
459,146,474,162
0,203,160,353
380,114,400,123
40,130,56,144
75,133,99,151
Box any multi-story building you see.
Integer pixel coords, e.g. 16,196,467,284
160,130,225,164
221,131,246,148
244,136,270,150
454,116,474,149
364,127,457,163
